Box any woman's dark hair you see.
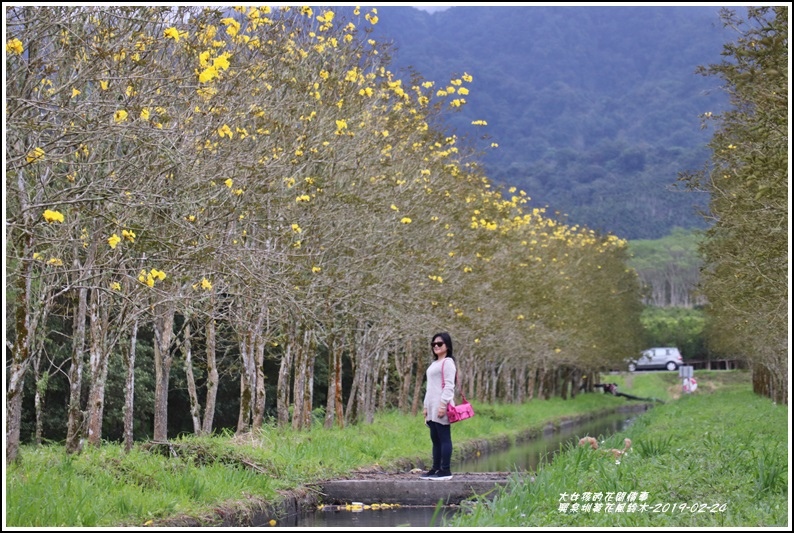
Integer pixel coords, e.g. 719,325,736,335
430,332,454,360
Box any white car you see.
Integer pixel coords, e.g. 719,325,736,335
628,347,683,372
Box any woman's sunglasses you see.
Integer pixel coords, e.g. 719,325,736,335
431,342,445,348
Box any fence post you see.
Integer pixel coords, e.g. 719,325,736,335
679,365,695,393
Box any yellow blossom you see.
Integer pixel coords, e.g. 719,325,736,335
108,234,121,249
213,53,231,71
390,204,399,211
42,209,64,224
164,27,180,41
122,229,136,242
312,266,322,273
6,38,24,55
291,223,302,233
114,110,128,123
201,277,213,290
140,108,150,120
27,147,45,164
221,17,240,37
199,66,218,83
71,88,80,98
400,217,412,224
225,178,233,188
47,257,63,266
110,282,122,291
150,268,166,281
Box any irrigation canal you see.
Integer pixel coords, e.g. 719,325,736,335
268,406,644,527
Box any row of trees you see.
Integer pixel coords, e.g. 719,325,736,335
628,227,705,308
5,6,646,463
684,6,788,403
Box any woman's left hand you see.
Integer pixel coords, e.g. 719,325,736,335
437,407,446,418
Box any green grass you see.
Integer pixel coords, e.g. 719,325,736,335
6,370,784,528
446,373,788,527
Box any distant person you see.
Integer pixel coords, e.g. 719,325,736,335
420,332,456,480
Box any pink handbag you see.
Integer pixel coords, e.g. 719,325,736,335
441,359,475,423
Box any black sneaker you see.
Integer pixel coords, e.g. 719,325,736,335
420,468,439,479
431,469,452,480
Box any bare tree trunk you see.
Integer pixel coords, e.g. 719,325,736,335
30,297,53,447
66,284,89,454
183,322,203,434
527,368,536,401
536,368,545,401
86,289,114,447
395,340,414,413
291,329,314,431
355,336,372,425
324,334,344,429
33,351,46,446
291,336,305,430
123,319,139,453
379,358,389,412
411,355,426,416
569,368,580,399
365,349,380,423
560,367,569,401
344,357,359,425
153,300,176,442
201,314,219,435
6,330,30,463
276,343,293,427
302,331,315,429
237,334,254,434
488,365,499,403
252,333,266,429
515,366,525,403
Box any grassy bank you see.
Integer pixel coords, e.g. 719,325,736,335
6,370,784,528
448,371,789,527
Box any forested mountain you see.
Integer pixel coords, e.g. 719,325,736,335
356,5,732,239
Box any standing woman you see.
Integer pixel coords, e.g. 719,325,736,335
421,332,456,480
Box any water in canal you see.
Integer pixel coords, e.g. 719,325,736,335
277,409,639,527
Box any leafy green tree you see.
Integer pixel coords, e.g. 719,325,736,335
685,7,787,403
639,306,706,360
628,227,704,307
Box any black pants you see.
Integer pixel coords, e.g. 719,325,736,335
428,421,453,470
